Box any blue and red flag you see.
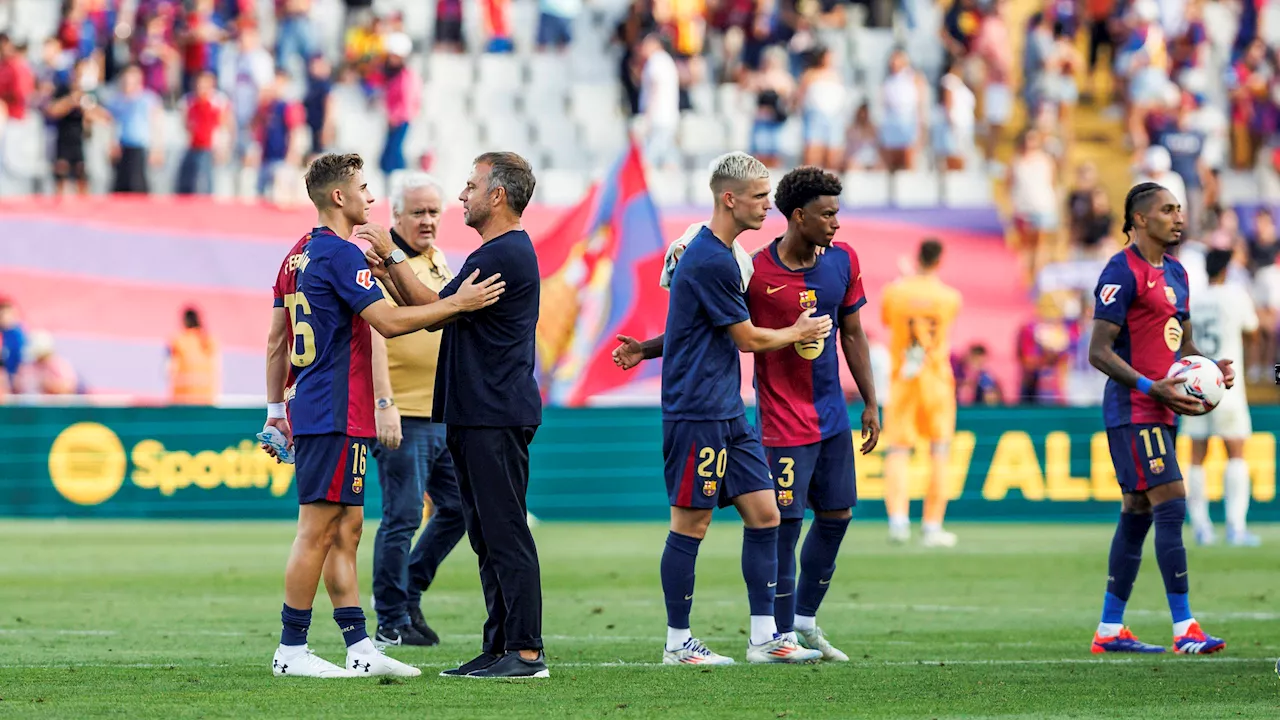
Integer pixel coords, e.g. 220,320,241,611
534,141,669,406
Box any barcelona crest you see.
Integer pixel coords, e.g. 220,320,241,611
1164,286,1177,305
1149,457,1165,475
798,289,817,310
702,480,718,497
352,476,364,494
777,489,794,507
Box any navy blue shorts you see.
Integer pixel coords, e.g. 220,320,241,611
294,433,371,506
663,416,774,509
766,433,858,519
1106,423,1182,494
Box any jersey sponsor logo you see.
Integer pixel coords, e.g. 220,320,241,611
1164,318,1183,351
355,269,374,290
1099,284,1122,305
777,489,794,506
1164,286,1177,305
795,289,824,360
766,285,787,295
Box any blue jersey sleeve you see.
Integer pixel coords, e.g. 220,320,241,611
1093,258,1135,327
691,255,750,328
1174,263,1190,322
326,242,385,314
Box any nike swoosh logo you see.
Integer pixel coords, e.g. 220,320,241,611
818,579,831,585
1175,571,1188,578
1147,281,1157,288
766,285,786,295
767,581,777,588
684,594,693,600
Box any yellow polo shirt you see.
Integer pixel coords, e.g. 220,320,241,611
378,243,453,418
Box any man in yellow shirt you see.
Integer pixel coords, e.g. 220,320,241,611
369,173,463,647
167,307,220,404
880,239,962,547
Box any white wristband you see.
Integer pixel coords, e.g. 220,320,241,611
267,402,286,419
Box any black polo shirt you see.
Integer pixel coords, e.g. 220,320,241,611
433,229,542,428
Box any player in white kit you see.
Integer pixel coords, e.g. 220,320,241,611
1183,249,1260,547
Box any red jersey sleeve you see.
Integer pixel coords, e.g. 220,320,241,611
837,243,866,316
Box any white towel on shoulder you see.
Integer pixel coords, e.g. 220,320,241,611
658,222,755,293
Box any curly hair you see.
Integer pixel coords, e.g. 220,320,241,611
774,166,842,220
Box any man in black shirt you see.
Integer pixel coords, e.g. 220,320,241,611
371,151,546,679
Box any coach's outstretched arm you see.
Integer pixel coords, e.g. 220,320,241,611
362,270,504,338
1089,319,1206,416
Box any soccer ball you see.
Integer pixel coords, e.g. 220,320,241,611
1166,355,1226,410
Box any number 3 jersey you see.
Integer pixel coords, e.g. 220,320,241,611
747,240,866,447
272,227,384,438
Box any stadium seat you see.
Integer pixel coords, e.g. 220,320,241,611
678,115,729,157
942,170,995,208
1219,169,1261,205
483,119,536,157
891,170,941,207
569,84,623,123
648,168,691,206
842,171,891,207
535,169,589,205
427,54,476,95
477,54,524,93
471,86,520,116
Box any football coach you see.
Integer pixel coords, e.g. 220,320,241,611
412,152,545,679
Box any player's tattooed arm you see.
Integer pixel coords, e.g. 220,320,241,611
1090,319,1205,415
1179,319,1236,389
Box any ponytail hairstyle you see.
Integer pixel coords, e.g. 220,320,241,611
1121,182,1165,243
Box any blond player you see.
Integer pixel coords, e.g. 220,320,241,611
881,239,962,547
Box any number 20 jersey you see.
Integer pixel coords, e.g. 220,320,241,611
272,227,384,438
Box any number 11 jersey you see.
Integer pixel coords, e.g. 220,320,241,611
272,227,384,438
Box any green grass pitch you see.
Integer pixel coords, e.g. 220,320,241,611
2,520,1278,718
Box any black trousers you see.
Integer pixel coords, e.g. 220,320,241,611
446,425,543,652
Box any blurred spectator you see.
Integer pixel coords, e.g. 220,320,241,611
1022,10,1055,116
252,69,304,199
435,0,466,53
615,0,657,116
231,25,274,190
17,331,80,396
179,0,229,96
1227,38,1271,170
941,0,981,63
45,58,108,197
379,33,421,185
167,306,220,404
797,47,846,170
934,57,976,171
303,54,335,159
0,298,24,387
1248,208,1278,271
177,69,230,196
1078,188,1116,259
1066,293,1107,405
637,33,680,170
747,46,793,169
955,343,1004,405
1045,22,1081,152
482,0,515,53
1118,0,1171,149
136,13,179,103
0,33,34,164
1133,145,1186,208
1151,90,1210,234
105,64,164,194
1016,290,1081,404
972,0,1013,164
1065,162,1098,244
538,0,581,52
844,102,881,171
1250,212,1280,383
1008,128,1061,278
1169,0,1209,79
879,48,926,171
275,0,315,74
1083,0,1117,103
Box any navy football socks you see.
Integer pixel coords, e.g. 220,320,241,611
280,603,311,646
796,517,850,618
661,531,701,630
1153,499,1193,623
774,520,803,633
1100,511,1152,624
333,606,369,648
742,526,779,617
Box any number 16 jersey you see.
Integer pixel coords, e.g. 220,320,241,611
272,227,384,438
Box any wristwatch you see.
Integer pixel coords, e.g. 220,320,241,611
376,397,395,410
384,248,407,266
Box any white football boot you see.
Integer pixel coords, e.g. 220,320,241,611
746,635,822,664
272,646,357,678
797,626,849,662
921,529,958,548
346,641,423,677
662,637,735,665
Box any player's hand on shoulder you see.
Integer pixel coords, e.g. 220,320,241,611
793,308,833,342
1216,358,1235,389
1150,376,1209,416
452,269,506,311
354,223,394,257
612,335,643,370
364,247,389,280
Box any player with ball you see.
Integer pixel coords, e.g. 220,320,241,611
1086,183,1234,656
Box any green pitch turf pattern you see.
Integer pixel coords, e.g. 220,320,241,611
2,521,1278,719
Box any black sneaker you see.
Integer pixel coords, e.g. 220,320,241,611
439,652,503,677
407,606,440,645
467,651,550,679
374,623,433,647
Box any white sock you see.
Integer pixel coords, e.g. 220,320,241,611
749,615,777,645
348,637,377,655
784,631,798,643
794,614,816,633
666,626,692,652
1224,459,1251,534
889,515,909,531
923,521,942,535
1186,465,1213,533
1173,618,1196,637
1096,622,1124,637
278,643,308,657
